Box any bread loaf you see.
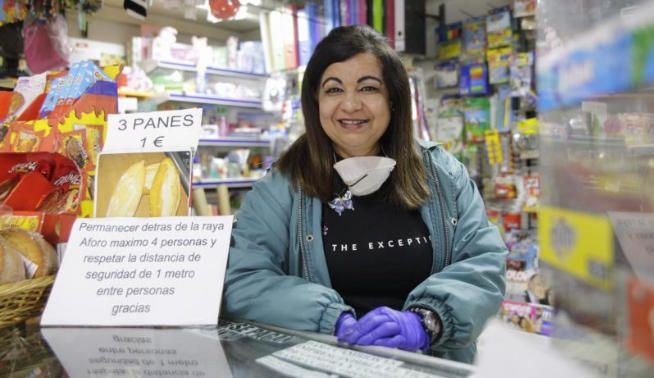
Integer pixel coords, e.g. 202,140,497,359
0,228,57,278
106,160,145,217
149,157,181,216
0,238,26,284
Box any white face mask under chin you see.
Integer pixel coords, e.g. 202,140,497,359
333,156,396,196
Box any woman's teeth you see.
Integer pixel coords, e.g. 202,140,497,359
340,120,367,125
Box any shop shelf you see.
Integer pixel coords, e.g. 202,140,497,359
198,137,270,147
117,88,153,98
142,59,268,80
153,92,262,108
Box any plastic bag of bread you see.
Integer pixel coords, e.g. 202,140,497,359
0,237,26,284
0,228,57,278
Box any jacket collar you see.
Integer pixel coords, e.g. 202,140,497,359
416,139,441,151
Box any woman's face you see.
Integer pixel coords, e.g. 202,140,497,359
318,53,391,158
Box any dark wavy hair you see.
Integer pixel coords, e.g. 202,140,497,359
276,25,429,209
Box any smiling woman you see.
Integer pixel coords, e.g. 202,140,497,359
223,25,507,365
317,53,391,158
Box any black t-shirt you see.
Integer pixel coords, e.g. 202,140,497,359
322,188,433,316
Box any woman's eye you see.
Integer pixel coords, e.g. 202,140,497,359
360,86,380,93
325,87,343,94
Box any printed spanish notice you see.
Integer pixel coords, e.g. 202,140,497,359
40,216,233,327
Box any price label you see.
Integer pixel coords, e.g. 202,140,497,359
104,108,202,152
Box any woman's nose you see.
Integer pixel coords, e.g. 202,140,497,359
341,92,363,112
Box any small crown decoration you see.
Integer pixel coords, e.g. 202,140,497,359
328,190,354,216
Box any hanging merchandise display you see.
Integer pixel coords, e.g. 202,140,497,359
463,97,490,143
459,62,489,96
433,60,458,89
462,17,486,60
0,0,101,24
486,7,512,49
510,52,533,92
435,22,462,61
514,0,536,18
487,46,512,84
22,14,70,74
484,129,503,165
430,2,544,339
433,96,464,158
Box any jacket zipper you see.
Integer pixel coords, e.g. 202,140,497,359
426,151,452,268
297,189,312,281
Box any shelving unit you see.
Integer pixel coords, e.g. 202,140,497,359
198,137,270,147
136,57,277,215
143,58,267,108
117,88,153,99
142,60,268,80
152,92,263,108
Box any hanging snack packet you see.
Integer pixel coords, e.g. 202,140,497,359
74,123,104,169
39,156,83,213
39,77,64,118
58,129,89,169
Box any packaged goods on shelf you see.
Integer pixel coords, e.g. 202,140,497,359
0,61,120,243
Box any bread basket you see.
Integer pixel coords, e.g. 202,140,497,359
0,275,54,328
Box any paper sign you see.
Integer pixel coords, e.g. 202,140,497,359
41,327,233,378
41,216,233,326
608,212,654,286
104,108,202,152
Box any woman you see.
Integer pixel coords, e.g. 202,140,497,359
223,25,506,364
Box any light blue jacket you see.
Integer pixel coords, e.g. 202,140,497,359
223,141,507,363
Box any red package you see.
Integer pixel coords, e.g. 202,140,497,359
8,158,54,180
626,278,654,363
0,155,54,201
502,212,522,232
39,155,83,213
3,171,54,211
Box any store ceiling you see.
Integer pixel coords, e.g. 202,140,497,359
101,0,261,34
97,0,513,41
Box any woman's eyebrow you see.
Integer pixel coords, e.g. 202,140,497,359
357,75,383,84
321,77,342,87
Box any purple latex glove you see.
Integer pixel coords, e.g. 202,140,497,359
341,306,429,351
334,312,357,340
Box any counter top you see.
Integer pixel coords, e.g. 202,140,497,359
1,319,475,378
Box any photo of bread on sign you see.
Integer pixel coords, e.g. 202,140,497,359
93,151,191,218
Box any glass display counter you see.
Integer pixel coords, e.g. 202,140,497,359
0,320,475,378
537,0,654,376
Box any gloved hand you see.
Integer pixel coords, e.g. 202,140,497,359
340,306,429,351
334,312,357,340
